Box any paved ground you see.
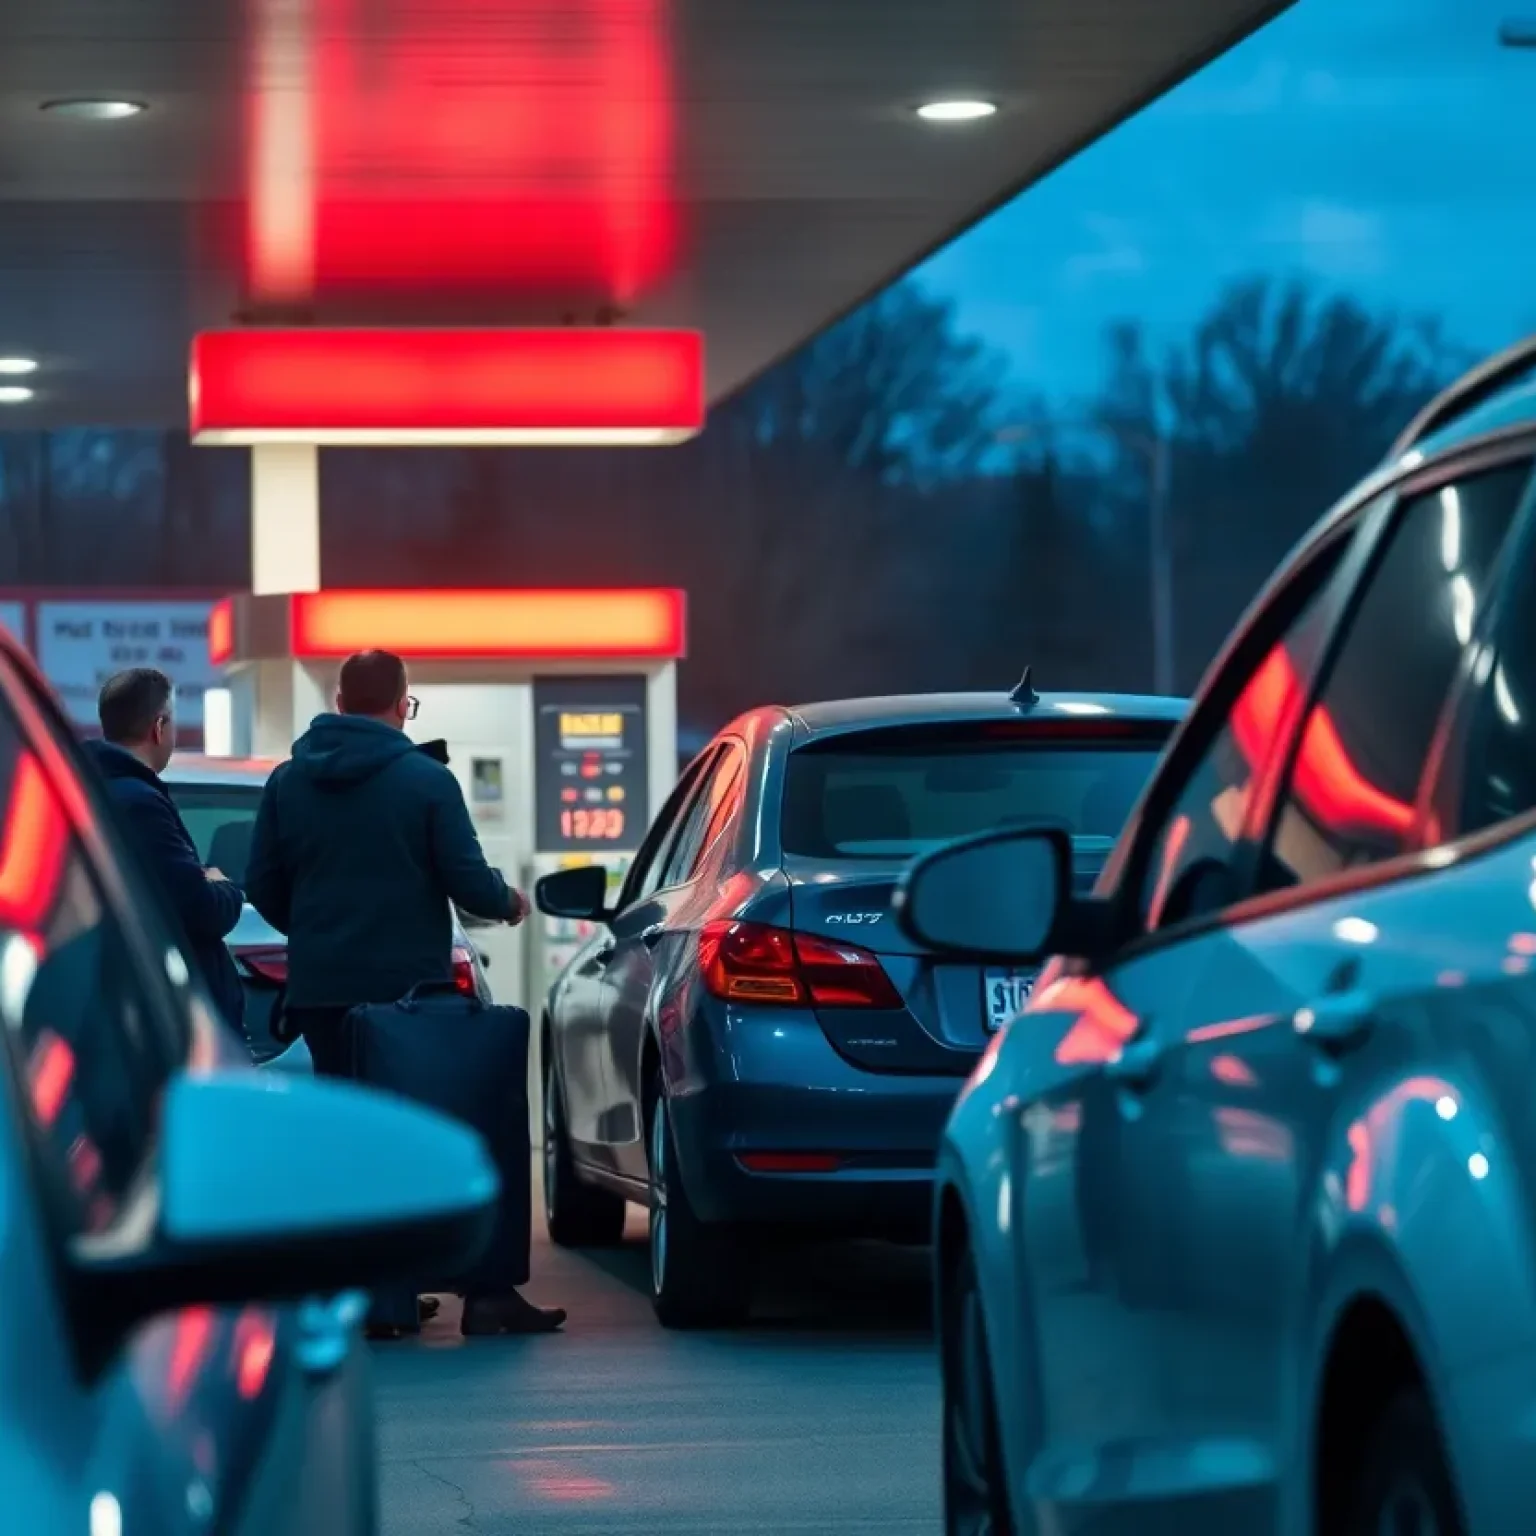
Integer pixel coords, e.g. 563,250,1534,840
372,1208,942,1535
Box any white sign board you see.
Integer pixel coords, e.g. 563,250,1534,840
36,601,218,729
0,603,23,644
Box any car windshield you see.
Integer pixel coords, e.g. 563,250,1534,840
165,782,262,887
781,729,1167,859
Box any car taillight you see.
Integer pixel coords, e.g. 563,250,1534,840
234,947,287,985
451,945,477,997
698,921,901,1009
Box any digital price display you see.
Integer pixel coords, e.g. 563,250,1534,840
533,676,649,851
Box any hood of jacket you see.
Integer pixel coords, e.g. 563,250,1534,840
290,713,419,789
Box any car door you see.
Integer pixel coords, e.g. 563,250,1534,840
1115,451,1535,1534
1013,513,1371,1532
557,746,720,1172
0,653,371,1536
602,739,748,1183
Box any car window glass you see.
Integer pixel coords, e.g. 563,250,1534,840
165,783,262,886
660,746,741,888
1138,539,1350,933
1432,523,1536,840
675,742,746,884
1264,461,1531,890
0,719,170,1239
619,749,716,909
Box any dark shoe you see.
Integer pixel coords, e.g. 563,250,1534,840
461,1292,567,1336
418,1296,441,1322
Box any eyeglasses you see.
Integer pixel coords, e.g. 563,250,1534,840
405,695,420,721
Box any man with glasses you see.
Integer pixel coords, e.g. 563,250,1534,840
246,649,562,1335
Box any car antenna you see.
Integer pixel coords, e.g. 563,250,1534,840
1009,667,1039,707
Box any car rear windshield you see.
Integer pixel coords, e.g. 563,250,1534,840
780,723,1168,859
165,783,261,886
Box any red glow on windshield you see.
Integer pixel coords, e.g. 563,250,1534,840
1231,645,1413,838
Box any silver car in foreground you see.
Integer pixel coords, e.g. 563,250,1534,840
164,756,492,1066
908,334,1536,1534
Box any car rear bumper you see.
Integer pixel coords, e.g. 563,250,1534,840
666,1012,966,1237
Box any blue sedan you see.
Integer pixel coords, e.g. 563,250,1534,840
536,686,1183,1328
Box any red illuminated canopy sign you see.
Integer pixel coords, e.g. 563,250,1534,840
210,588,686,663
189,328,704,446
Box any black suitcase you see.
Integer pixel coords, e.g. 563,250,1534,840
348,982,533,1313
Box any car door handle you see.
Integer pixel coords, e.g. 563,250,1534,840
639,924,664,948
294,1291,369,1380
1104,1036,1164,1090
1294,989,1376,1054
590,940,616,965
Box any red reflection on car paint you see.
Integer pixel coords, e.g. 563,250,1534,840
0,755,69,931
167,1308,217,1408
233,1309,278,1400
1345,1075,1456,1214
28,1031,74,1127
1047,976,1140,1066
1345,1120,1373,1212
1186,1013,1274,1045
1209,1053,1259,1089
1215,1106,1291,1161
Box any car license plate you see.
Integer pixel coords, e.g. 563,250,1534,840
984,970,1035,1033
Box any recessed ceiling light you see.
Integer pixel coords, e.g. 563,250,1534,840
916,99,997,123
40,99,147,121
0,386,35,404
0,357,37,375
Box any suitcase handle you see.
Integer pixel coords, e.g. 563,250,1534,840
396,978,484,1012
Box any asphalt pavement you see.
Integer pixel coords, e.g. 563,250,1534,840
372,1206,942,1534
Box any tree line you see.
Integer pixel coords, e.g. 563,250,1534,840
0,275,1471,733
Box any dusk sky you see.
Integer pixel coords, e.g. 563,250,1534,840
917,0,1536,407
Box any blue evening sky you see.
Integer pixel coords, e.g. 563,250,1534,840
916,0,1536,408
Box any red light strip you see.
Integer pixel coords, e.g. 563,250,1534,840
287,588,686,660
188,328,704,446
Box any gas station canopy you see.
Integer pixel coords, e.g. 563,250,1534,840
0,0,1291,429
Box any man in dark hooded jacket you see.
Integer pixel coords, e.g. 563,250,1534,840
85,668,246,1032
245,648,563,1336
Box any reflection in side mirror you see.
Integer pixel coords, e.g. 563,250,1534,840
69,1072,497,1371
535,864,611,922
895,825,1071,961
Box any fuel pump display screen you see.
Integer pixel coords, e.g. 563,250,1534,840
534,676,648,849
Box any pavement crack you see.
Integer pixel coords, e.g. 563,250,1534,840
411,1459,480,1529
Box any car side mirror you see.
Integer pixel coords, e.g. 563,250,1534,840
894,824,1074,962
69,1071,497,1374
535,864,611,922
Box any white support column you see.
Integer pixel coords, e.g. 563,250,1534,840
250,442,320,595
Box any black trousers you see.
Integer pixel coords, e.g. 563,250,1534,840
289,1005,354,1079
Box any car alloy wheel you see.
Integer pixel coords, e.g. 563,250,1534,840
649,1097,669,1296
944,1252,1012,1536
1347,1391,1464,1536
1373,1480,1443,1536
542,1063,560,1226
